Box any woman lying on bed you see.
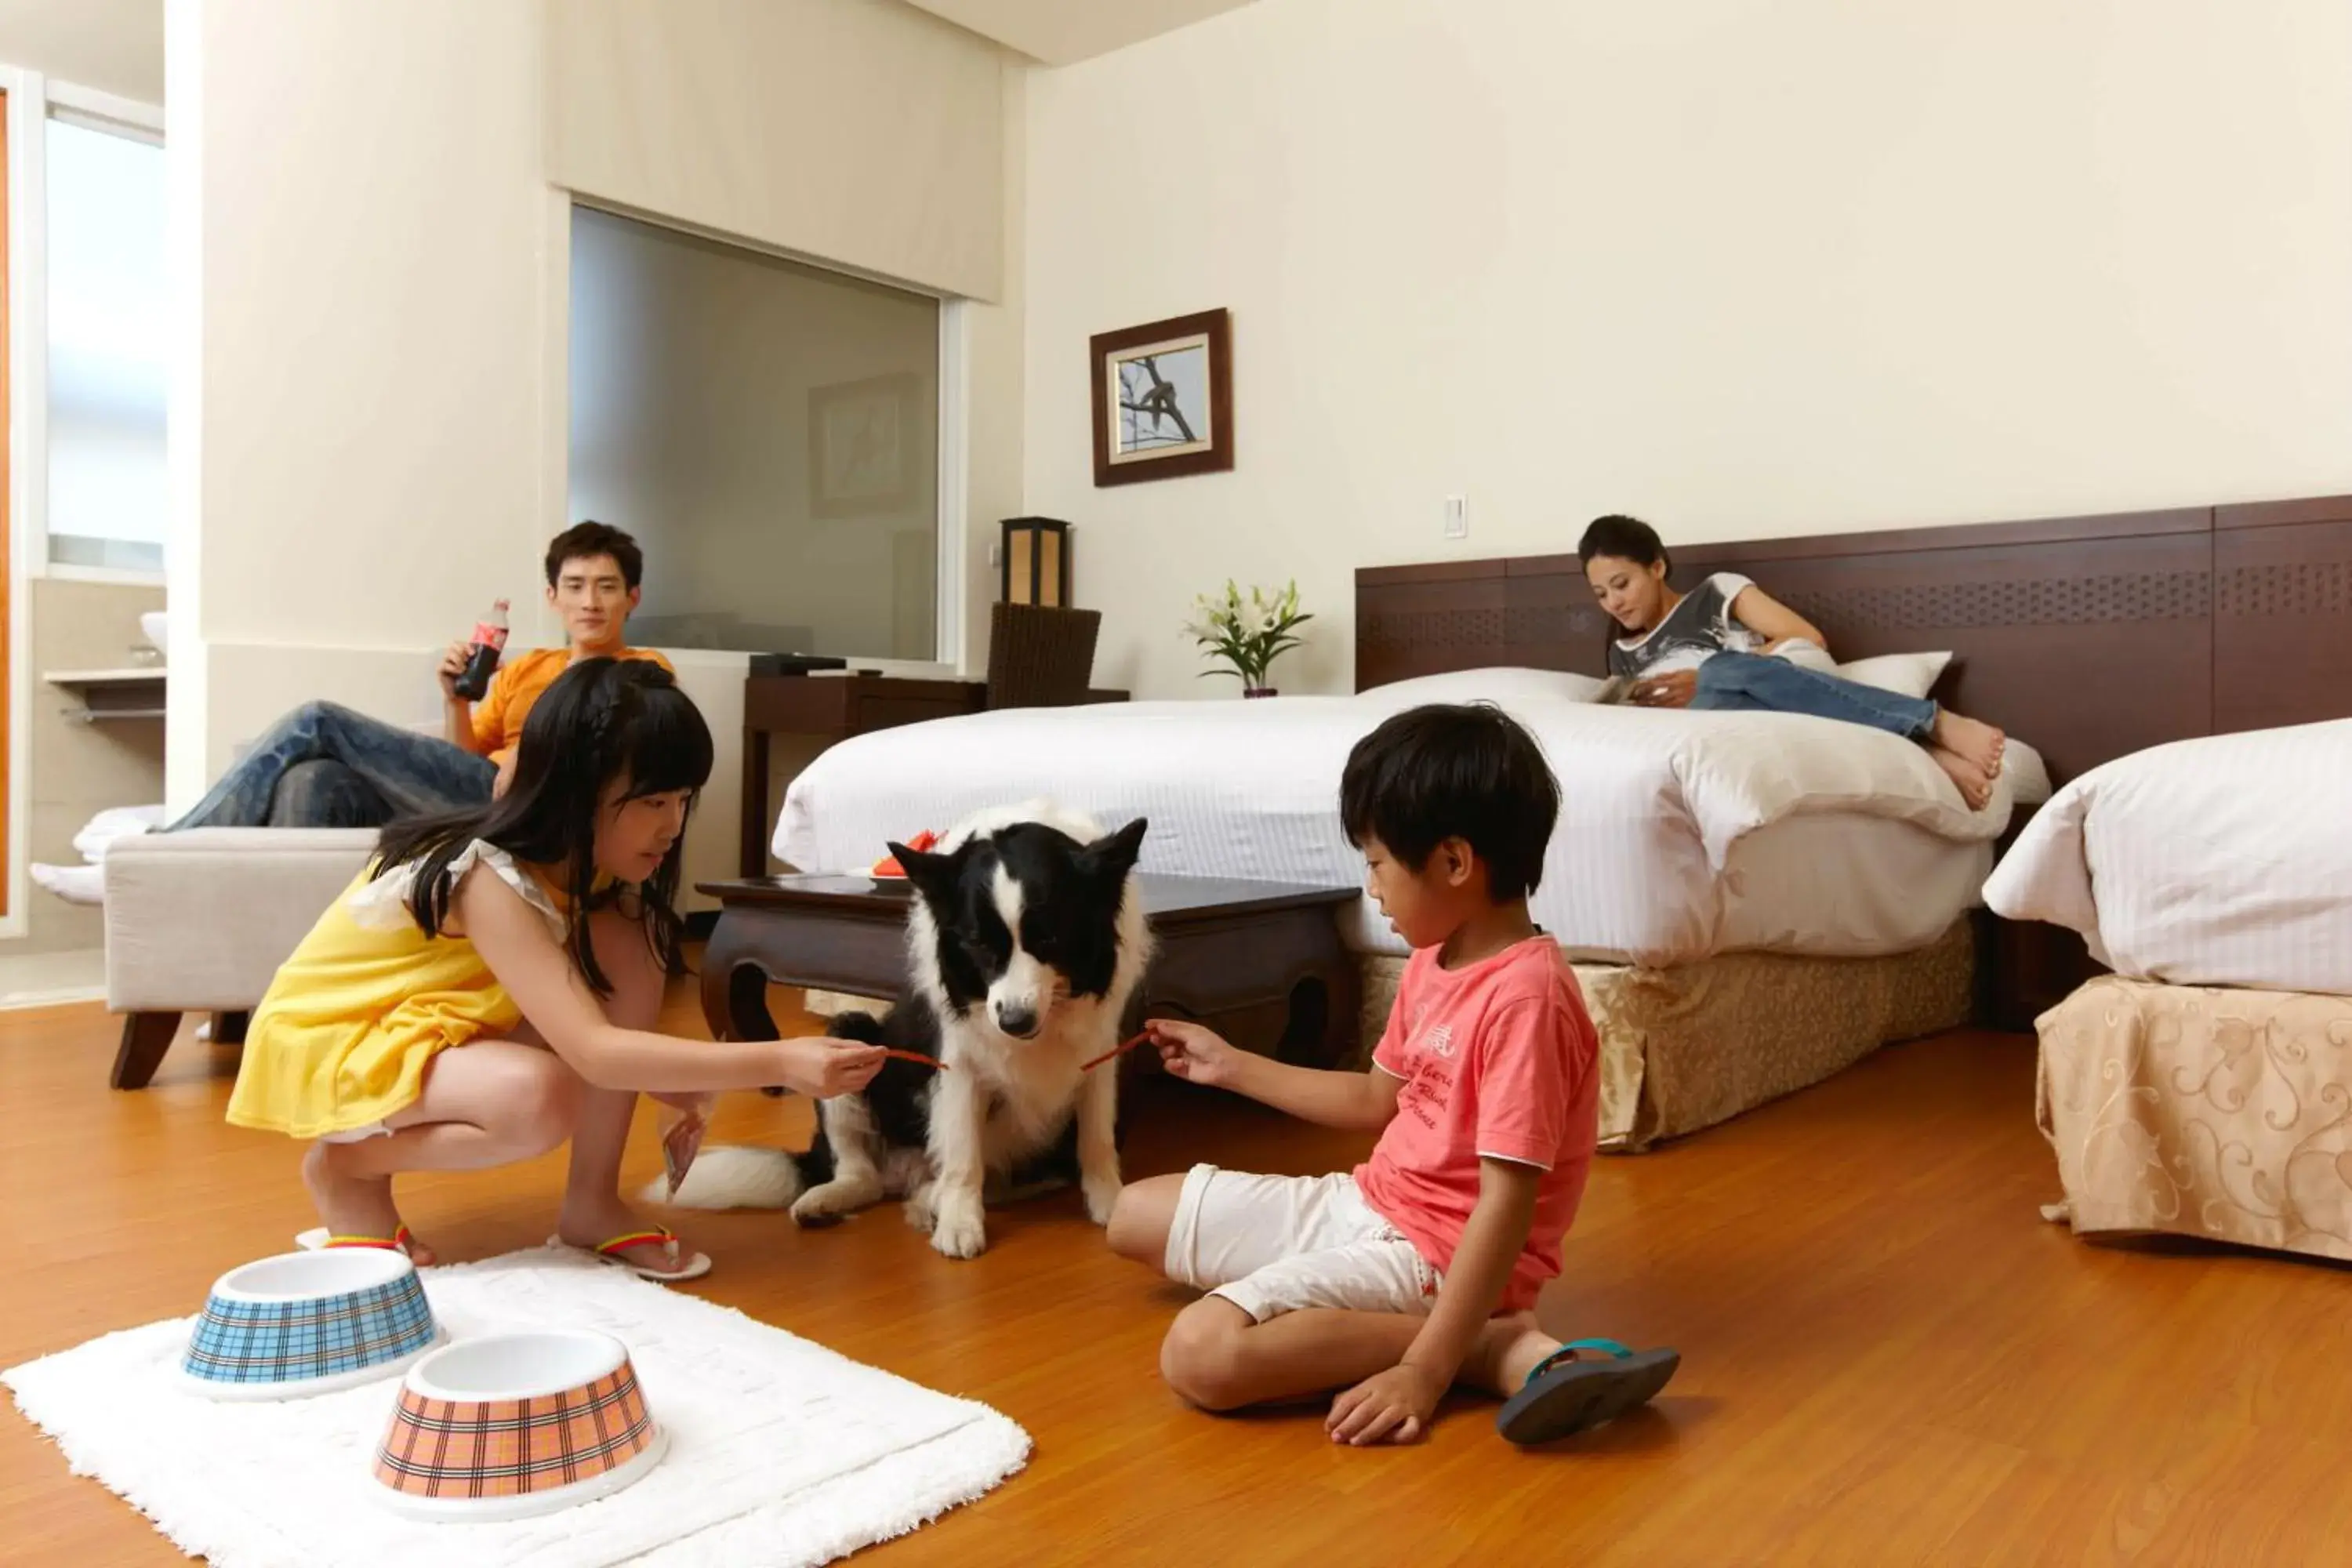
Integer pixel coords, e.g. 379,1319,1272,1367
1579,514,2008,808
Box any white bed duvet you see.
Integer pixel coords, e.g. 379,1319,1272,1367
1984,719,2352,996
776,693,2045,967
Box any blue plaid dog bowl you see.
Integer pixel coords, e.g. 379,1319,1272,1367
180,1248,441,1401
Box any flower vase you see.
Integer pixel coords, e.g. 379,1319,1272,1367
1243,687,1277,699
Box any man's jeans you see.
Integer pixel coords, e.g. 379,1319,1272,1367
168,702,495,830
1690,652,1936,741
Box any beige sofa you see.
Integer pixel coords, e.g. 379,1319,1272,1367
103,828,376,1087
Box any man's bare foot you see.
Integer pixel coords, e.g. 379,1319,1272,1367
1463,1311,1565,1397
1931,710,2005,781
300,1143,436,1265
1929,746,1995,810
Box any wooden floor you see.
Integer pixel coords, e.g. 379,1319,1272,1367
9,993,2352,1567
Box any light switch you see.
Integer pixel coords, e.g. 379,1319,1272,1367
1443,495,1468,539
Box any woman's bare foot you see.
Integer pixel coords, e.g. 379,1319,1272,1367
300,1143,437,1265
1930,710,2006,782
1930,746,1995,810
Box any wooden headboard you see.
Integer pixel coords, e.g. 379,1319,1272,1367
1356,494,2352,783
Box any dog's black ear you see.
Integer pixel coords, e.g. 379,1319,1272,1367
1082,817,1148,882
889,841,964,904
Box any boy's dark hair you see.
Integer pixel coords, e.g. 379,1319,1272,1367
546,521,644,591
1577,514,1670,576
372,658,712,994
1340,703,1560,902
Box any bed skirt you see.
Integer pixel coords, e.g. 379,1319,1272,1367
2036,975,2352,1263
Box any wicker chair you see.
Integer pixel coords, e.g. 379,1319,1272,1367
986,602,1101,710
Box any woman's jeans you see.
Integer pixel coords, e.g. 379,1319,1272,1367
1690,652,1936,741
168,701,495,830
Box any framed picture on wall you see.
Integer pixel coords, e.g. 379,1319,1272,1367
1091,308,1232,487
809,372,920,518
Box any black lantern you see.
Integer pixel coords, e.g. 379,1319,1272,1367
1000,517,1072,608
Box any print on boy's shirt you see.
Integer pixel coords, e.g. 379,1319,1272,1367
1403,1001,1455,1058
1392,1015,1457,1133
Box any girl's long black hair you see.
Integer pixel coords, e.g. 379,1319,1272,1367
371,657,714,995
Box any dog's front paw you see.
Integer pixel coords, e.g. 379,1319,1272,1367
902,1181,936,1232
1082,1171,1123,1227
929,1192,989,1260
789,1181,865,1228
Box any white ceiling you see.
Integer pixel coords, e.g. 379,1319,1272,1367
0,2,1250,101
0,0,163,103
903,0,1258,65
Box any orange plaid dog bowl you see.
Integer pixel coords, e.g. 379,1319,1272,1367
370,1329,670,1523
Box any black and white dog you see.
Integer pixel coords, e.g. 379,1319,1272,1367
660,802,1151,1259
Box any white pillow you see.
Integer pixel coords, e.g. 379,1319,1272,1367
1833,651,1951,700
1359,666,1608,707
2003,739,2053,807
1772,640,1840,675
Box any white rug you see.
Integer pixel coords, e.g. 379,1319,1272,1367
4,1247,1030,1567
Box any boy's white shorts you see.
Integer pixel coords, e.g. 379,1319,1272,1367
1165,1163,1442,1323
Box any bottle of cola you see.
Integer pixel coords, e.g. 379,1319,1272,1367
452,598,510,702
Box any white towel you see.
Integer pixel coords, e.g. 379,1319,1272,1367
5,1246,1031,1567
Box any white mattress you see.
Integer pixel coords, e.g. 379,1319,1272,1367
777,694,2046,967
1985,719,2352,996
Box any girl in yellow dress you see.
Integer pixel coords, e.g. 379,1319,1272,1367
227,657,885,1280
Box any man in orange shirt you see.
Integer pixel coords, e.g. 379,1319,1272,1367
167,522,672,830
442,523,673,800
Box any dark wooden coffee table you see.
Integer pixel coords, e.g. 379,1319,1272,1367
697,873,1363,1068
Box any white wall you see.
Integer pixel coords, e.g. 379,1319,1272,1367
171,0,1022,902
964,60,1025,673
172,0,548,804
1022,0,2352,699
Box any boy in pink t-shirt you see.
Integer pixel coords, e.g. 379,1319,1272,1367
1108,704,1679,1446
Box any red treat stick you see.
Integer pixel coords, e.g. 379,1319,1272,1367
1082,1031,1153,1073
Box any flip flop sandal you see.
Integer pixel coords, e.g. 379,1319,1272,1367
554,1227,713,1284
1496,1337,1680,1446
295,1225,423,1259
